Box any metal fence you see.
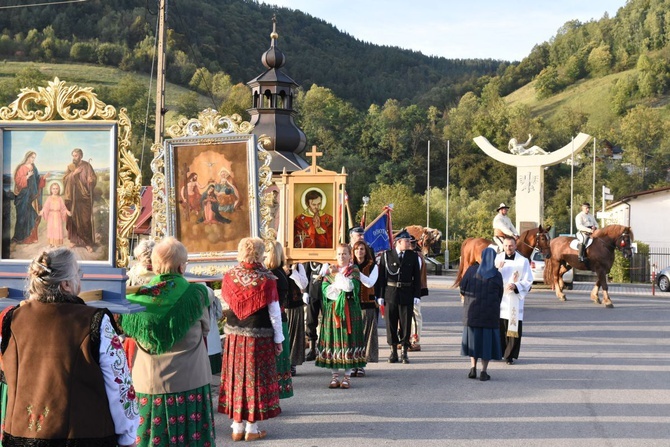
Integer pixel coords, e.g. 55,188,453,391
629,247,670,283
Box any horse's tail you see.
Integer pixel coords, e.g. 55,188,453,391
452,243,468,288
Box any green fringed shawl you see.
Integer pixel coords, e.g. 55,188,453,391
120,273,210,355
324,265,360,320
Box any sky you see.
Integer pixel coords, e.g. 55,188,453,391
264,0,628,61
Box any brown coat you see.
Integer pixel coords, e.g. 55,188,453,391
1,301,116,445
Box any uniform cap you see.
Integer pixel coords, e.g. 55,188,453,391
395,229,411,240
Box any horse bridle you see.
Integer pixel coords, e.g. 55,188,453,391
596,230,631,253
518,231,550,252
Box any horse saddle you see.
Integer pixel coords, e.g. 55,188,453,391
569,238,593,251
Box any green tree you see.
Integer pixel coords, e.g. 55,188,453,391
618,105,666,190
535,66,560,99
587,44,612,76
367,183,425,229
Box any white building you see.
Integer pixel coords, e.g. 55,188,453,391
605,186,670,270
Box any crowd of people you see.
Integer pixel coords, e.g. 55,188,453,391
0,203,539,444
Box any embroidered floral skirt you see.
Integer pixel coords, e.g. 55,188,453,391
315,299,367,370
136,385,215,447
218,332,281,422
276,321,294,398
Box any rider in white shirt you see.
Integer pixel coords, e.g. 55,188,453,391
492,203,519,253
575,202,598,262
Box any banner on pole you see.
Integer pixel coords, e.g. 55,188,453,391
364,206,393,254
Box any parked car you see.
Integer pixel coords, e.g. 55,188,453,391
530,248,573,289
657,266,670,292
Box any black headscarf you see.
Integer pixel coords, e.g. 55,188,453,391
476,247,498,279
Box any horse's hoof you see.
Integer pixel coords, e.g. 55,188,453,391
605,303,614,308
559,296,567,301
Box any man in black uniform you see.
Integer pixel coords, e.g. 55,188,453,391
303,261,328,361
377,229,422,364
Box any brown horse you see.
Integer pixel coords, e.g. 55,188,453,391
544,224,633,308
404,225,442,256
452,225,552,287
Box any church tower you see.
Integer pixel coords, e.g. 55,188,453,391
248,16,308,173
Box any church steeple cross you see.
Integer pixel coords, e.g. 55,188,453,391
306,145,323,171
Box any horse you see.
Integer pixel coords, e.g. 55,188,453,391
543,224,633,308
403,225,442,256
452,225,552,287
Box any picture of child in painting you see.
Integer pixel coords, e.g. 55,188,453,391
202,184,218,224
40,182,72,248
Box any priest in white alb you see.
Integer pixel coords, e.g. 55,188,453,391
495,235,533,365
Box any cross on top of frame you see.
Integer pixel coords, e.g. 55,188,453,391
306,145,323,170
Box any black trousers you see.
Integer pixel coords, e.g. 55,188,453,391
385,301,413,347
305,291,322,341
499,318,523,360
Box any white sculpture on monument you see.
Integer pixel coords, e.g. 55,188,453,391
474,133,592,231
508,134,549,156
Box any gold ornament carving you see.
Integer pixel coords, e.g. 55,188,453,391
0,78,140,267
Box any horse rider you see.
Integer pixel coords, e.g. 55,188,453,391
493,203,519,253
575,202,598,262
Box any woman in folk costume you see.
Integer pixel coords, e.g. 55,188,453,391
219,237,283,442
264,240,293,399
315,243,367,389
120,237,215,447
0,248,138,447
459,247,504,381
352,240,379,377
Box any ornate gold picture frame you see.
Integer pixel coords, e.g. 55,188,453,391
0,78,141,268
151,109,273,276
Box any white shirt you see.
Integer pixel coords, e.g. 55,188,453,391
575,211,598,233
493,213,519,237
495,252,533,321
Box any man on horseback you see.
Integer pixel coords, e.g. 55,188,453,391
575,202,598,262
493,203,519,253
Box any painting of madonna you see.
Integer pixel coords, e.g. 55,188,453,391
12,150,49,244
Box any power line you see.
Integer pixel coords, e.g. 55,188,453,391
0,0,88,10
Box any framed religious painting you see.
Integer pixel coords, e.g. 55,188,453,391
281,146,347,263
0,121,119,266
163,132,261,261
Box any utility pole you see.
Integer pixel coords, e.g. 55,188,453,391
154,0,167,145
445,140,450,269
426,140,430,227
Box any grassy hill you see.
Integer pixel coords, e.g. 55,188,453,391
505,68,670,131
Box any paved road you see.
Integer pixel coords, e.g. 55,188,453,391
211,276,670,446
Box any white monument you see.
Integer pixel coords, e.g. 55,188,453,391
474,133,592,232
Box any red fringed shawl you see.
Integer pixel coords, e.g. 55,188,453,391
222,262,278,320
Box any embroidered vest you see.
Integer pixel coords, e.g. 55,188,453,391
357,260,376,309
1,301,117,446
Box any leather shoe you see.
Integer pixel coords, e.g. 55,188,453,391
245,430,267,441
479,371,490,381
388,350,398,363
506,358,514,365
468,367,476,379
231,432,245,442
401,347,410,364
305,348,316,362
408,343,421,351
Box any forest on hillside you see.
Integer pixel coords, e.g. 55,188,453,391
0,0,669,243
